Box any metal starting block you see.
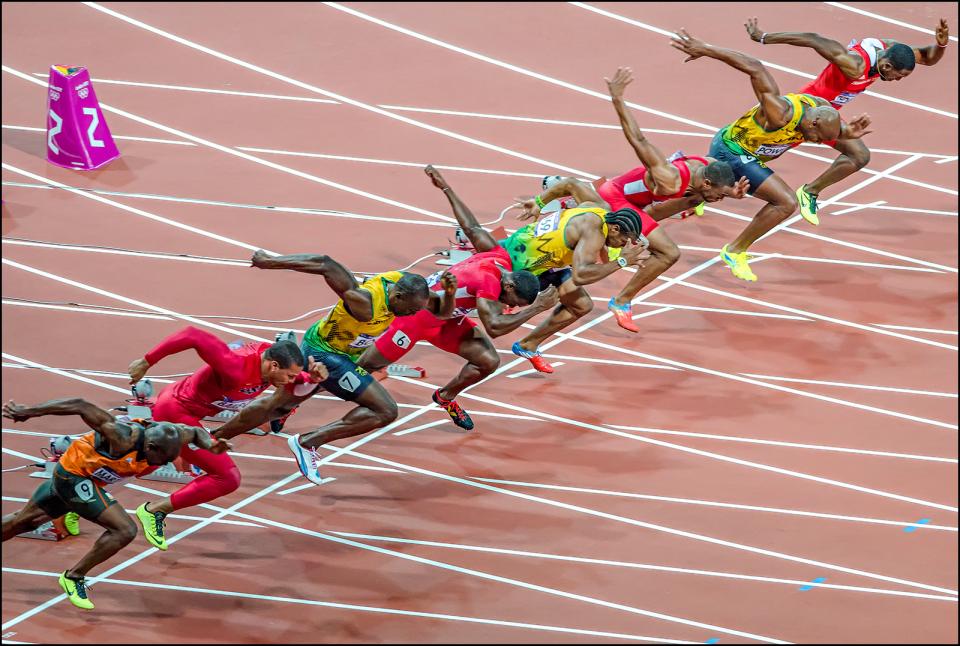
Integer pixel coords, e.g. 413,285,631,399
18,517,68,541
141,461,197,484
373,364,426,382
29,460,56,480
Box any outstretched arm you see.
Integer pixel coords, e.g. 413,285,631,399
672,29,791,128
902,18,950,66
475,288,559,338
606,67,682,195
213,382,320,441
745,18,863,78
173,423,231,454
129,326,245,384
423,165,498,252
516,177,610,222
3,397,115,433
251,250,374,321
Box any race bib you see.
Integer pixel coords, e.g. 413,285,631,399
535,212,562,236
755,144,790,158
426,270,443,287
90,466,124,485
74,478,97,501
348,334,376,349
210,397,254,412
832,91,859,105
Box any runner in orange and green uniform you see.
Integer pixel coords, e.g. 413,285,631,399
671,28,873,282
1,397,228,610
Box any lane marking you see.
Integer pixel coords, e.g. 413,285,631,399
393,419,456,436
874,324,958,336
799,577,828,592
904,519,933,533
740,373,958,398
825,2,959,42
507,362,566,379
832,200,887,216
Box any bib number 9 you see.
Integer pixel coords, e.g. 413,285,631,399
74,479,96,502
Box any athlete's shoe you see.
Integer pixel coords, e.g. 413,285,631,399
59,571,94,610
720,245,757,282
135,502,168,551
796,185,820,226
511,342,554,373
270,406,297,434
63,512,80,536
287,434,324,485
608,298,639,333
432,390,474,430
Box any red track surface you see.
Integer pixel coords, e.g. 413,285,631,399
2,2,957,643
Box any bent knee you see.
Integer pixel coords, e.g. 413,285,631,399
373,399,399,427
114,521,138,545
851,147,871,169
475,351,500,376
217,466,242,493
567,296,594,318
660,243,681,267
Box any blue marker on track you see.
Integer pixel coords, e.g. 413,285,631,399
904,518,931,533
705,639,720,644
799,577,826,591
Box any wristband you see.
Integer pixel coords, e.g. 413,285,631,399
760,32,767,45
534,195,546,209
937,42,948,48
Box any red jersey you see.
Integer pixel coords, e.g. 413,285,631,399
145,327,312,419
800,38,887,109
607,156,709,211
425,247,511,319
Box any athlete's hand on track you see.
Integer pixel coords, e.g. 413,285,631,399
532,285,559,311
935,18,950,47
514,197,541,222
745,17,763,42
251,249,271,268
2,400,30,422
128,358,150,384
671,28,709,62
730,176,751,199
843,113,873,139
306,355,329,383
620,239,651,267
604,67,633,99
208,437,233,454
424,164,449,191
439,271,458,295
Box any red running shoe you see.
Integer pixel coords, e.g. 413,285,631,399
511,342,554,373
608,298,639,333
432,390,474,430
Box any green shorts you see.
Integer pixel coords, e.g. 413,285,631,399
30,464,117,521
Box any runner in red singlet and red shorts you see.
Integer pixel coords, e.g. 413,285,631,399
357,165,559,429
545,67,749,331
125,327,327,551
744,16,951,223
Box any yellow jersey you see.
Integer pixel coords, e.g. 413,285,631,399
303,271,402,359
720,93,818,164
499,207,608,275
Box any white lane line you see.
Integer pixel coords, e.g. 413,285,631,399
507,362,566,379
2,123,192,145
393,419,456,436
2,239,248,267
825,2,959,42
832,200,887,215
572,1,958,118
874,324,958,336
605,424,958,464
470,477,959,531
277,479,336,495
1,66,455,223
2,299,174,321
328,531,959,601
936,156,958,165
323,1,960,193
630,302,811,321
494,349,682,371
0,568,702,645
741,373,958,398
80,3,597,179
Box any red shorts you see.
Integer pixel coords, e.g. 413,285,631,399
374,310,478,362
597,181,659,236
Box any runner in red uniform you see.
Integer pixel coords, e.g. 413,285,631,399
745,16,951,222
125,326,327,550
359,165,559,429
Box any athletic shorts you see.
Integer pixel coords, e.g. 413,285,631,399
374,309,478,362
707,130,774,195
300,341,374,402
538,267,573,290
31,463,118,522
596,182,660,236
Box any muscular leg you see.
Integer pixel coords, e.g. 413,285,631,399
439,334,499,401
519,279,593,350
728,174,798,254
612,227,680,307
65,504,137,579
2,499,52,541
804,138,871,197
298,380,398,449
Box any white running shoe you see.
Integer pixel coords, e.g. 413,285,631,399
287,434,324,485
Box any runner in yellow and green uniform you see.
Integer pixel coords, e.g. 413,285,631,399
671,29,873,282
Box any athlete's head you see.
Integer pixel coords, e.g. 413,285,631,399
388,273,430,317
877,43,916,81
699,161,737,202
799,105,841,144
141,422,184,466
603,208,643,248
261,340,305,387
499,270,540,307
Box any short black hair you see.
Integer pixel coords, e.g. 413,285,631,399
263,340,304,369
604,208,642,237
509,270,540,304
395,273,430,300
703,160,736,187
883,43,916,72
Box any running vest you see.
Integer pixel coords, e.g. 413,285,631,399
58,426,152,485
800,38,887,108
304,271,402,359
499,207,608,275
720,93,818,163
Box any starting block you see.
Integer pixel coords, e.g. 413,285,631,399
373,364,426,381
141,461,197,484
46,65,119,170
18,517,69,541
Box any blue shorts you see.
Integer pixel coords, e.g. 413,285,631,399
538,267,573,290
300,342,374,402
707,131,774,195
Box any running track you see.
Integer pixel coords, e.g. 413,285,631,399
2,2,957,643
